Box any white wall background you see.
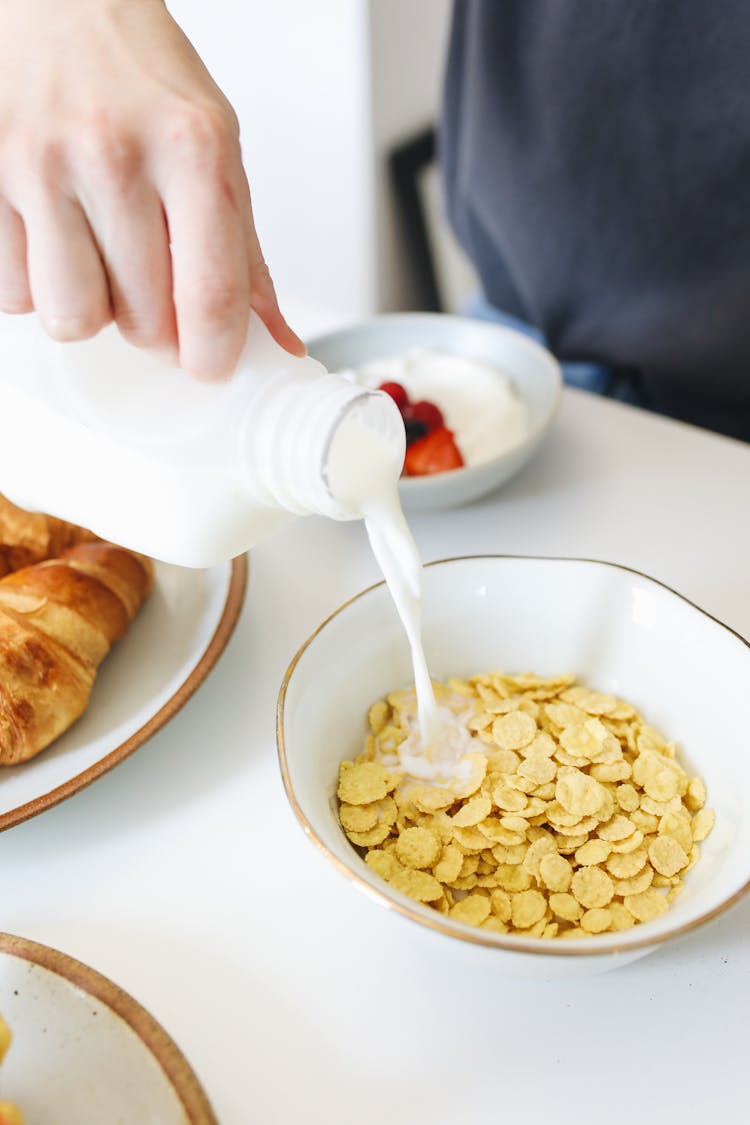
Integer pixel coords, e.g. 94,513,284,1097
167,0,455,330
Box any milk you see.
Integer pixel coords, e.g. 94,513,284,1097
328,409,471,767
0,311,469,769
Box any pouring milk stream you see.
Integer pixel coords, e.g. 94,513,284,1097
0,311,467,768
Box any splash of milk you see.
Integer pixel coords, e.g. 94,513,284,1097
327,399,473,771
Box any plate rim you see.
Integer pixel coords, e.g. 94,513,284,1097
0,930,217,1122
0,554,248,833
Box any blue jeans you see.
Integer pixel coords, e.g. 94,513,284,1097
463,294,646,407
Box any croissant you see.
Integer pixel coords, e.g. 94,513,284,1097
0,541,154,765
0,492,97,577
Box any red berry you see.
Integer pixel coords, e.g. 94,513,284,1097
407,400,444,432
378,381,409,410
403,426,464,476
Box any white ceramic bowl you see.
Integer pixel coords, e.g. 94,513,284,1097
0,933,215,1122
306,314,562,511
277,556,750,976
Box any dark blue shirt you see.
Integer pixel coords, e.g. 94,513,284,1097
441,0,750,437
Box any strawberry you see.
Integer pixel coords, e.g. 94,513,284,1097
403,426,464,476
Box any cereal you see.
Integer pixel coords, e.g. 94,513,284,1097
389,868,443,903
490,889,512,922
338,672,713,939
615,783,639,812
606,847,649,880
492,711,537,751
433,843,464,884
365,849,402,881
548,893,583,922
685,777,707,811
482,916,510,933
337,761,395,805
538,853,573,892
511,889,547,929
691,807,715,842
571,866,614,909
346,822,392,847
624,888,669,922
571,838,610,866
451,795,492,827
555,768,608,818
518,756,557,786
648,835,689,877
411,785,456,813
339,803,378,834
450,894,492,926
395,826,441,869
580,907,612,933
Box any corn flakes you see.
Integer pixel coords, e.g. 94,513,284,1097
337,671,713,939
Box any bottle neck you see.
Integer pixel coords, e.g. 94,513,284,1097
239,372,405,520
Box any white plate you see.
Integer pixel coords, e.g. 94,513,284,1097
0,557,247,831
0,932,216,1122
307,313,562,511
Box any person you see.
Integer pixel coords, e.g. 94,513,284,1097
441,1,750,441
0,0,304,382
1,0,748,441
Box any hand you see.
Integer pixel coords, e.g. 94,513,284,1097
0,0,304,378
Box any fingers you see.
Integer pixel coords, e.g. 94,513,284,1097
22,190,111,341
4,119,301,373
157,113,253,380
0,197,32,314
86,182,177,353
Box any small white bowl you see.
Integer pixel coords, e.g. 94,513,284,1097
277,556,750,976
0,933,216,1121
306,314,562,511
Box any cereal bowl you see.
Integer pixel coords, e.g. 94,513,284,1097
277,556,750,976
306,314,562,511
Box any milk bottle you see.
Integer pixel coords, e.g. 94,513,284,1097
0,309,457,752
0,311,406,567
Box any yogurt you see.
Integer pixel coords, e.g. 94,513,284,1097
346,349,529,467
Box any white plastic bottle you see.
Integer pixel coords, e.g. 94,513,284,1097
0,312,406,567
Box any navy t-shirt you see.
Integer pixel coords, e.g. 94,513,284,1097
441,0,750,438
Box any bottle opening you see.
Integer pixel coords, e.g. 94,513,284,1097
325,391,406,519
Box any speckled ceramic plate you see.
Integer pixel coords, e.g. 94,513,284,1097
0,932,216,1122
0,556,247,831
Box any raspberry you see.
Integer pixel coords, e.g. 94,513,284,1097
406,400,444,432
378,381,409,410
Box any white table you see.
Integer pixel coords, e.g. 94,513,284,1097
2,385,748,1124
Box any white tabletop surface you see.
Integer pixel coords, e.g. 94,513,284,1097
2,377,749,1123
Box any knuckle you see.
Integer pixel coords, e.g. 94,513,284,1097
22,133,65,187
168,102,239,168
178,279,247,328
78,121,141,196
